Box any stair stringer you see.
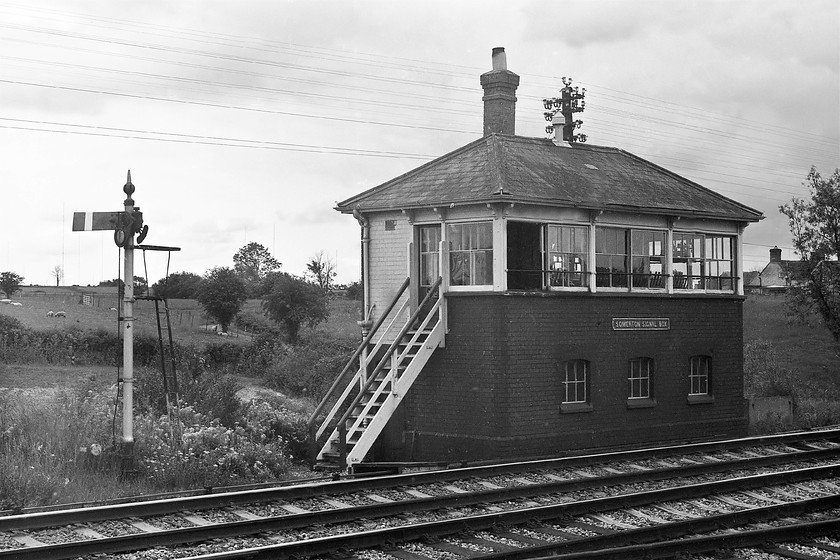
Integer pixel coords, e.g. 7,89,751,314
317,319,444,466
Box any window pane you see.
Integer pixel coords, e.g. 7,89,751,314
689,356,711,395
563,360,589,404
548,225,589,288
448,222,493,286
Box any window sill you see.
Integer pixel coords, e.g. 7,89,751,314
626,398,656,409
687,394,715,405
560,402,593,414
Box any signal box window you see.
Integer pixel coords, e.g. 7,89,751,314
560,359,592,413
631,229,666,289
673,233,735,292
595,227,629,288
449,222,493,287
548,225,589,288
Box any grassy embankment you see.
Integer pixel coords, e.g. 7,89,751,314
0,287,360,508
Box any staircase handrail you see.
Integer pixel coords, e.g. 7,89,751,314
307,277,410,458
337,276,443,463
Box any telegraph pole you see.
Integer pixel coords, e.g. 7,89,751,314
543,77,587,143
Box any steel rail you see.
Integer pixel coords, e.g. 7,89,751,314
160,477,840,560
481,505,840,559
3,434,838,533
2,431,838,534
11,461,839,560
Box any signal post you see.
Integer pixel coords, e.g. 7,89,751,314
73,171,147,475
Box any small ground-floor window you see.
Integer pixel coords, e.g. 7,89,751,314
561,359,590,412
689,355,712,395
628,357,654,400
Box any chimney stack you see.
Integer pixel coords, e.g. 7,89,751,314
480,47,520,136
770,246,782,263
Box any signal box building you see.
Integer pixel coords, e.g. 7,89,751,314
311,49,763,470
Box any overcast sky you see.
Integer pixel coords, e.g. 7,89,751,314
1,0,837,287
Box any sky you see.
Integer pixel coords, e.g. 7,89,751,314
0,0,837,287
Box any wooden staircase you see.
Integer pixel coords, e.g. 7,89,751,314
308,276,445,471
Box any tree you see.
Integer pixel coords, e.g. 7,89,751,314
195,267,248,333
151,271,202,299
0,272,24,298
306,250,337,293
779,166,840,342
98,276,148,293
52,265,63,287
262,272,329,344
233,242,281,296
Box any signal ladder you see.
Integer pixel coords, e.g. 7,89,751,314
137,244,182,445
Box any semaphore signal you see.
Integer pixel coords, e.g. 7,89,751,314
543,77,587,143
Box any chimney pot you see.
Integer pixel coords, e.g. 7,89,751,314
491,47,507,71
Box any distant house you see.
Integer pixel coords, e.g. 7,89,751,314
745,246,808,294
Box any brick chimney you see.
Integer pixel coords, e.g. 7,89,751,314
480,47,520,136
770,246,782,263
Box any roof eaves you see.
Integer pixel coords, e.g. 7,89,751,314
612,147,764,222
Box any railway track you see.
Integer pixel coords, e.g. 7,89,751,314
1,429,839,559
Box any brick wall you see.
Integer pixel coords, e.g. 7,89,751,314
372,292,747,462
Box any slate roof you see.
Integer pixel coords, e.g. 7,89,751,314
336,134,763,222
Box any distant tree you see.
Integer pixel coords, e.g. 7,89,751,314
196,267,248,333
97,276,148,293
151,271,202,299
262,272,328,344
0,272,24,298
779,166,840,342
52,265,63,287
233,242,281,296
305,250,337,294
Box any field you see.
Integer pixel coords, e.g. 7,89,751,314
742,294,838,385
1,285,361,347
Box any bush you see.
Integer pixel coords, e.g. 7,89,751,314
263,333,355,401
134,405,290,490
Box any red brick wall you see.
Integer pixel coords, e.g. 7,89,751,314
372,292,747,462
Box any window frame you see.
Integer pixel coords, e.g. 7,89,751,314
627,356,656,408
448,221,494,290
560,359,593,413
547,224,590,290
689,355,712,397
673,232,736,293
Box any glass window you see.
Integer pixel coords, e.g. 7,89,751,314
628,357,654,399
548,225,589,288
672,232,702,289
690,356,711,396
595,227,628,288
705,236,734,291
631,230,666,289
419,225,441,288
673,233,735,292
448,222,493,286
562,360,589,404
